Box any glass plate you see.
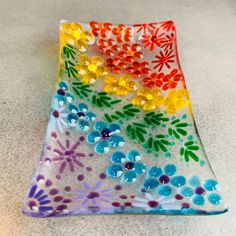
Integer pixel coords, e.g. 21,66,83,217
22,20,228,217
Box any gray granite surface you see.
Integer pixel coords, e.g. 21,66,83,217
0,0,236,235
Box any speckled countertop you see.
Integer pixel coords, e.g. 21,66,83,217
0,0,236,235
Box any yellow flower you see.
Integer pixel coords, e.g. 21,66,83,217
77,54,109,84
60,22,93,52
104,74,137,96
131,88,164,111
164,89,190,114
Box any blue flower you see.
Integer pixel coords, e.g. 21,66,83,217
26,184,53,213
180,175,222,206
86,121,125,154
67,103,96,131
106,150,146,183
55,81,75,106
143,164,186,197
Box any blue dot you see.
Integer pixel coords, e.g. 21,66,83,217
180,186,194,197
192,195,205,206
148,166,162,177
189,175,200,187
182,114,187,119
157,185,172,196
203,179,218,191
144,178,159,190
188,135,193,140
170,176,186,187
164,164,176,176
208,193,221,205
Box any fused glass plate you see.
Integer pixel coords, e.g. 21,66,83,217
23,20,228,217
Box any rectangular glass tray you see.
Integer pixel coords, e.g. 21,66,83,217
22,20,228,217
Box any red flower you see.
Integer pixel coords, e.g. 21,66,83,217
142,28,166,51
160,21,175,32
152,50,175,71
112,24,132,42
142,69,183,90
161,33,175,51
133,23,156,34
90,21,112,38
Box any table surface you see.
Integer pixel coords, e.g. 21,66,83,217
0,0,236,235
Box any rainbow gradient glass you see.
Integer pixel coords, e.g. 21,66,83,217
22,20,228,217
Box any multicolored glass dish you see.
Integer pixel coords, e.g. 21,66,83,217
22,20,228,217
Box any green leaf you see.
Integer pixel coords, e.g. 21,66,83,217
188,151,199,162
176,128,187,136
185,141,194,146
187,145,200,151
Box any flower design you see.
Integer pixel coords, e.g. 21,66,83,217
55,81,75,106
76,54,109,84
106,150,146,183
133,192,181,212
152,50,175,72
164,89,190,114
160,21,175,32
104,74,137,96
161,33,175,51
61,22,93,52
26,184,53,214
143,164,186,197
86,121,125,154
49,98,68,133
180,176,222,206
131,88,164,111
74,181,114,213
97,38,121,57
90,21,112,38
142,28,165,51
142,69,183,90
111,24,132,42
45,133,87,174
105,43,151,78
67,102,96,131
133,23,156,34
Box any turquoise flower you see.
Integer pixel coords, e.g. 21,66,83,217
67,103,96,131
106,150,146,183
86,121,125,154
180,175,222,206
143,164,186,197
55,81,75,106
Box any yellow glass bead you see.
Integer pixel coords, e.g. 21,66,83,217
118,79,127,87
81,72,97,84
104,75,118,84
126,81,137,91
79,54,90,64
82,31,93,42
117,87,128,96
91,56,103,66
143,101,156,111
104,84,115,93
97,66,109,76
88,64,98,72
76,40,88,52
77,65,87,75
146,94,154,100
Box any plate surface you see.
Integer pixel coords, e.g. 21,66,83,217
22,20,227,217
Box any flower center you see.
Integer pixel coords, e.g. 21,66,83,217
151,35,157,42
195,187,206,195
28,200,38,209
87,191,100,199
52,110,59,118
101,128,112,139
77,112,85,118
148,200,159,208
57,88,65,96
64,150,74,156
159,175,170,184
124,161,134,170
